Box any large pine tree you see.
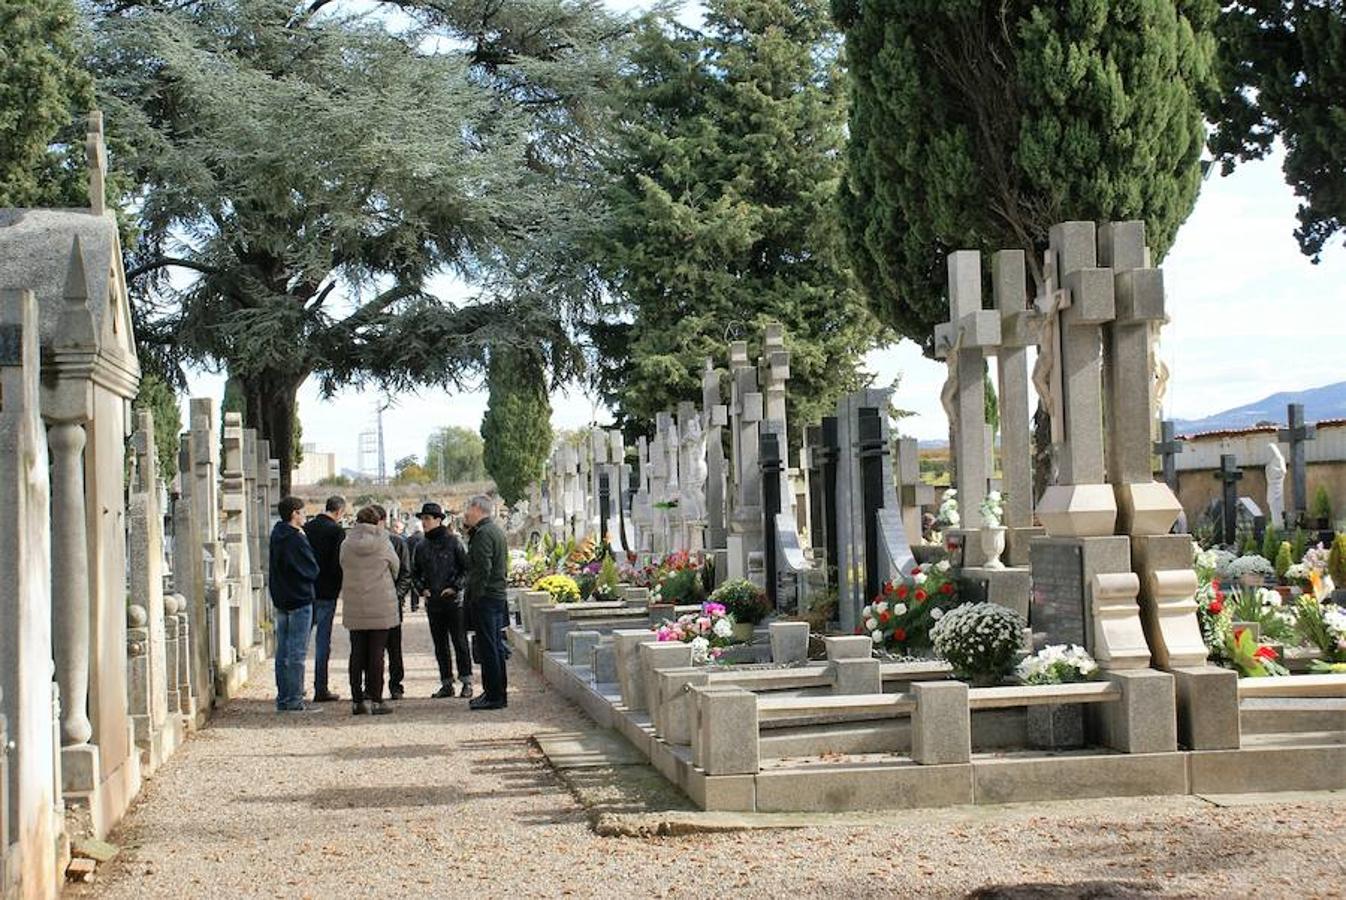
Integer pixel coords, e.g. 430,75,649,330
590,0,876,439
833,0,1218,347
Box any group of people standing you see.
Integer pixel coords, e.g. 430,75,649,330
266,492,510,716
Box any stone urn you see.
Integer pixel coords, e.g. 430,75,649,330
980,525,1007,570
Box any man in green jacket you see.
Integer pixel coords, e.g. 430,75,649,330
463,494,509,710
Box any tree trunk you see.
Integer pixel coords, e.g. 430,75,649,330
240,371,306,496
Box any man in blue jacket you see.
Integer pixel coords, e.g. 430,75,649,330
270,496,321,712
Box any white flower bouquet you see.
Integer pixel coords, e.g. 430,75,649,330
979,491,1004,528
1227,554,1275,581
1016,644,1099,685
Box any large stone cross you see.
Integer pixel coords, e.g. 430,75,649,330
1277,403,1316,526
1214,454,1244,546
934,250,1001,530
990,250,1041,530
1032,222,1118,537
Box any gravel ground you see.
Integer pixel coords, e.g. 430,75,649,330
77,615,1346,899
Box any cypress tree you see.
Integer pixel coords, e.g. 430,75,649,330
0,0,95,207
591,0,877,439
832,0,1218,346
481,349,554,507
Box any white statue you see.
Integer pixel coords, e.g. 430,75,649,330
1265,442,1287,529
680,415,708,521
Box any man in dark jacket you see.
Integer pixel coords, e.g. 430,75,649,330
303,495,346,702
412,502,472,698
463,494,509,710
372,505,413,700
269,496,321,712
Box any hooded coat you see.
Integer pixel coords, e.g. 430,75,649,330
269,520,319,611
338,523,400,631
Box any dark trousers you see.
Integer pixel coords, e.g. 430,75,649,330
426,600,472,685
349,628,390,702
386,618,404,694
473,601,509,703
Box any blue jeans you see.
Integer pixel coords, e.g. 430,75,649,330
311,598,338,694
273,604,313,710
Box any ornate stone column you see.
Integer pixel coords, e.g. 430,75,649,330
49,420,92,747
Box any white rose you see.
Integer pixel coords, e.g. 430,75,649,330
913,573,927,585
871,629,883,642
930,608,944,620
892,603,908,616
713,618,733,638
865,617,878,631
936,560,951,573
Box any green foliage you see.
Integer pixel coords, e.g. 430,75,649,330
221,376,303,468
318,474,352,487
425,427,486,485
1330,533,1346,587
90,0,630,490
0,0,97,208
1274,541,1294,581
1206,2,1346,259
1311,485,1334,523
833,0,1218,345
1227,625,1288,678
592,554,622,602
1260,524,1281,565
1291,527,1310,562
1228,588,1294,644
590,0,878,439
132,372,181,483
983,365,999,434
481,349,553,506
393,455,433,485
1294,595,1346,663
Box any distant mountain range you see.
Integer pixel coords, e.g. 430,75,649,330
1172,381,1346,434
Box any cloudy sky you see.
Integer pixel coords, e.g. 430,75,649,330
185,0,1346,474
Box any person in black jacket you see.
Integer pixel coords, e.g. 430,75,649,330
269,497,321,712
412,502,472,698
303,495,346,702
464,494,510,711
371,505,413,700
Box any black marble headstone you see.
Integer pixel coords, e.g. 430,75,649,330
1029,541,1086,646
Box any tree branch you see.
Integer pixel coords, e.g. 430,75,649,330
125,257,221,281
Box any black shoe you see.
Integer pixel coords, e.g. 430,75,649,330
352,700,371,716
469,696,505,711
389,687,404,700
431,685,454,699
458,682,474,699
313,691,340,703
371,701,393,716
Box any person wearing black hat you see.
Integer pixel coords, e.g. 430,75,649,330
411,502,472,698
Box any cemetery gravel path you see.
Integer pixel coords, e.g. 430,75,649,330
76,615,1346,900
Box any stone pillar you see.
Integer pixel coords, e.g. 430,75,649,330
819,417,840,590
728,341,764,579
49,421,92,748
187,398,226,706
702,360,728,551
127,410,170,765
0,288,61,898
895,437,934,549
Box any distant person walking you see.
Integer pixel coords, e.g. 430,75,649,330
411,502,472,699
405,519,425,612
304,495,346,702
339,506,401,715
269,497,320,712
464,494,509,711
373,505,413,701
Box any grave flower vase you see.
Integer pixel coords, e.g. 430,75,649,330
980,526,1007,570
731,621,755,643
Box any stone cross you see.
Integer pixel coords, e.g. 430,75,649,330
1277,403,1316,526
759,324,793,517
728,341,764,577
934,250,1001,530
1153,420,1183,492
1032,222,1118,537
991,250,1041,530
1214,454,1244,546
1100,222,1180,536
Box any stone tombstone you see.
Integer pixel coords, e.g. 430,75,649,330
221,412,255,659
895,437,934,547
128,410,170,753
1153,420,1183,493
1264,442,1287,530
1029,541,1088,647
701,358,728,551
727,340,764,578
990,250,1041,528
1277,403,1316,526
0,287,60,897
1031,221,1118,537
187,396,228,699
935,250,1000,532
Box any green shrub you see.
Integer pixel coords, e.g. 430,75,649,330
1260,525,1281,565
1274,541,1294,581
1311,485,1333,523
1330,533,1346,587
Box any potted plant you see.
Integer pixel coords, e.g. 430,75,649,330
590,554,623,603
978,491,1006,569
1226,553,1274,588
709,579,771,642
930,602,1024,686
1310,486,1333,531
1293,594,1346,665
532,573,581,604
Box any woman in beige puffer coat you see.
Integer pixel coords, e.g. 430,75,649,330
339,506,401,715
